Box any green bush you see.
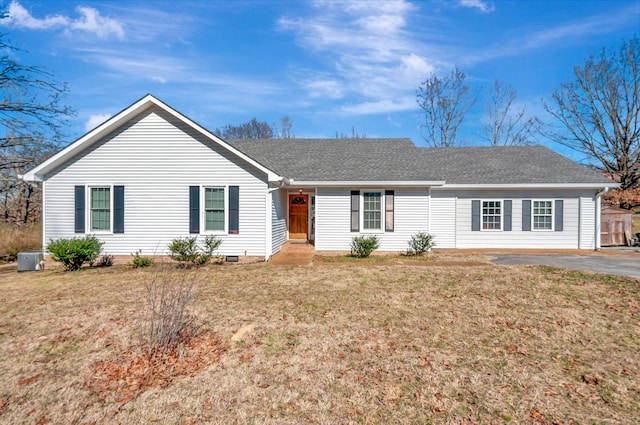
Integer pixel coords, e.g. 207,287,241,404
47,235,103,271
168,235,223,267
408,231,436,255
350,234,380,258
130,250,154,268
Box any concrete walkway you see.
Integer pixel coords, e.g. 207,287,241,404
269,241,315,266
491,253,640,278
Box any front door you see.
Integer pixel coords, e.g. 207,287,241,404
289,194,309,239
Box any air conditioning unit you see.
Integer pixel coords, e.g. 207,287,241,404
17,251,44,272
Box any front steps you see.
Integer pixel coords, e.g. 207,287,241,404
269,240,315,266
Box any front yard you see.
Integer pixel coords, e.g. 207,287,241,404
0,261,638,424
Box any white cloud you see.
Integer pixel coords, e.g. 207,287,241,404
279,0,437,114
459,0,494,13
84,113,112,132
6,1,69,29
4,1,125,40
306,79,343,99
70,6,125,40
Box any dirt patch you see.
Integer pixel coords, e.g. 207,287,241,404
85,331,227,404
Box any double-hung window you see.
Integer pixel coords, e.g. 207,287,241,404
482,200,502,230
204,187,225,232
533,200,553,230
362,191,382,231
90,187,111,232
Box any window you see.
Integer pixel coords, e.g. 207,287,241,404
362,191,382,230
204,187,225,231
90,187,111,231
533,200,553,230
482,200,502,230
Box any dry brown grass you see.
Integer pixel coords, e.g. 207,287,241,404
0,223,41,261
0,261,638,424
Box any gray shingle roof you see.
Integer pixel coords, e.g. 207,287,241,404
226,138,612,185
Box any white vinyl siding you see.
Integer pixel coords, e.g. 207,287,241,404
429,192,456,248
271,189,287,255
44,107,268,256
579,195,596,249
315,187,429,251
453,189,594,249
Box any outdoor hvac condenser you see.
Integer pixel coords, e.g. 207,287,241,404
17,251,44,272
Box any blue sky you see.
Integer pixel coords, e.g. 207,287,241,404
1,0,639,154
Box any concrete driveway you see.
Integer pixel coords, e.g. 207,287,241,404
491,253,640,278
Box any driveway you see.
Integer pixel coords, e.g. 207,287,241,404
491,253,640,278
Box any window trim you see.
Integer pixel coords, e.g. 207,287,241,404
87,185,113,234
360,190,384,233
481,200,503,232
531,199,554,232
201,185,228,234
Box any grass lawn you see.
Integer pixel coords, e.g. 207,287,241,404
0,261,638,424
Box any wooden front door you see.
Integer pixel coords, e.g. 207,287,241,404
289,194,309,239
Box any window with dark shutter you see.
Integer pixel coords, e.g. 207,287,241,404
189,186,200,234
75,185,85,233
554,200,563,231
114,186,125,234
503,200,512,231
385,190,394,232
350,190,359,232
522,200,532,231
471,200,480,231
229,186,239,234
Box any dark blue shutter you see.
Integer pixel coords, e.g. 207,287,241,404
522,200,531,231
351,191,359,232
554,200,563,231
503,200,512,231
471,200,480,231
385,190,394,232
74,185,85,233
229,186,239,234
114,186,125,234
189,186,200,234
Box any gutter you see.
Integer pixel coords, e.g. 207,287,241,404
267,176,293,193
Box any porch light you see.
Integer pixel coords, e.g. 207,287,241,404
298,188,303,194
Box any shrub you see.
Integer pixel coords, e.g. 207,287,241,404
137,265,201,356
350,234,380,258
130,250,154,268
168,235,223,267
408,231,436,256
95,254,114,267
47,235,103,271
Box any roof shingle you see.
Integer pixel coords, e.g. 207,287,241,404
226,138,611,185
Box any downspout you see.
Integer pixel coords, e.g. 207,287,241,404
594,187,609,251
265,177,293,261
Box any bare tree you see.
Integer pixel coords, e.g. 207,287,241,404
544,37,640,189
482,80,541,146
0,34,73,223
215,118,274,139
276,116,294,139
416,67,478,147
335,126,366,139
